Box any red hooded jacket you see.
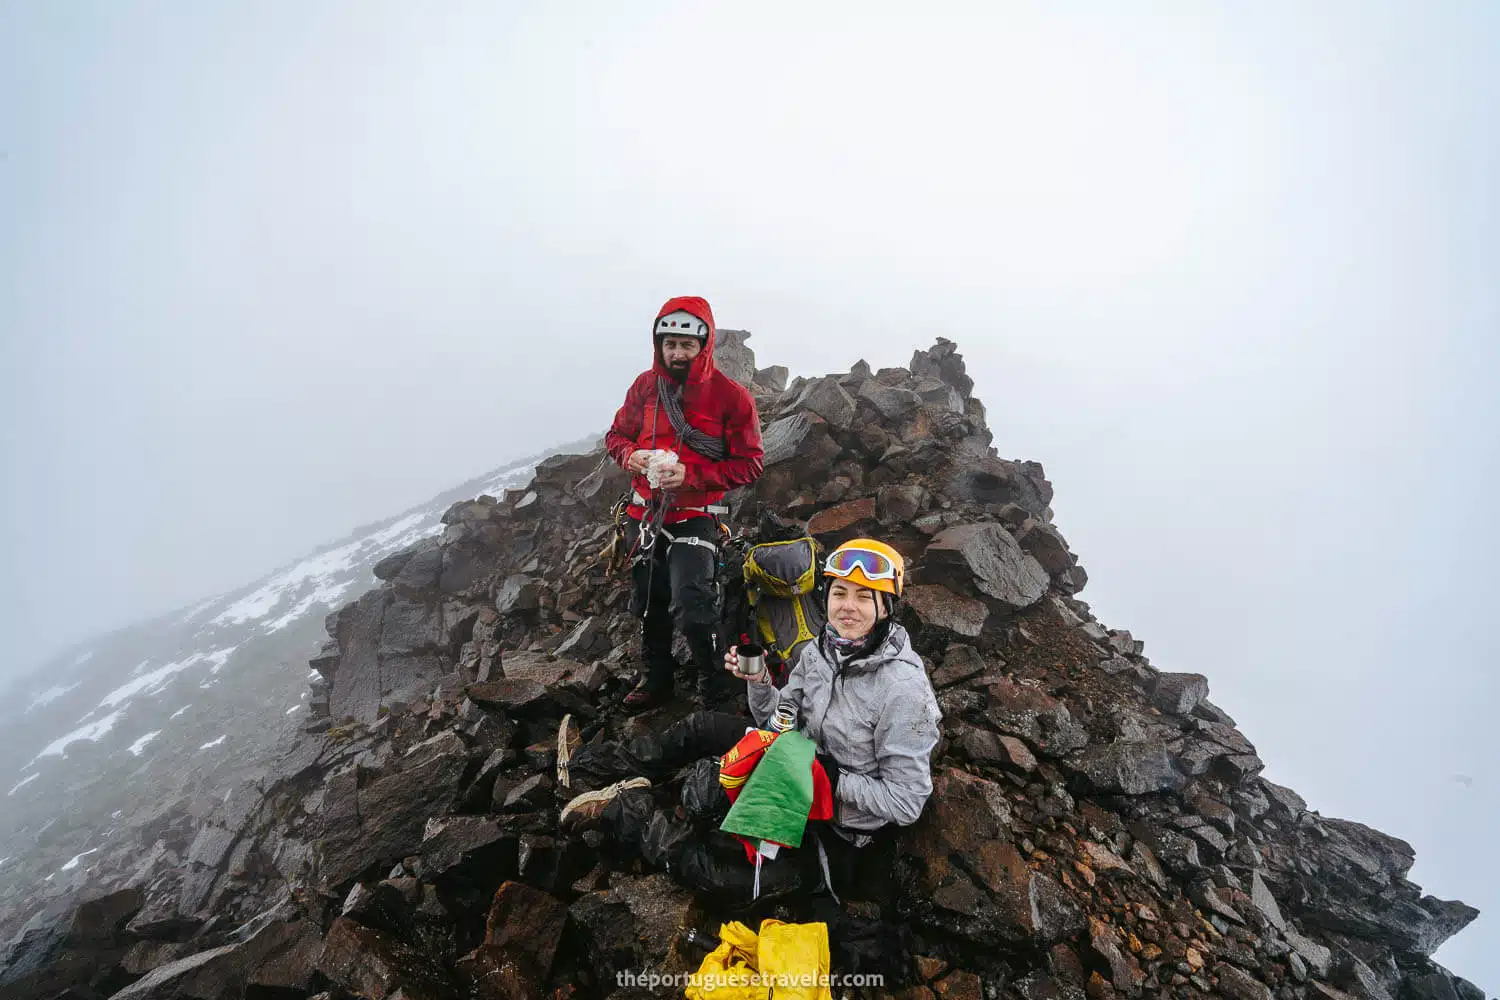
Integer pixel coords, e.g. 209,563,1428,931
605,297,764,524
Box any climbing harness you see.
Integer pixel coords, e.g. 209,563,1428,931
630,491,728,516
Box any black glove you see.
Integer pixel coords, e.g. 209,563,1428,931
815,751,842,798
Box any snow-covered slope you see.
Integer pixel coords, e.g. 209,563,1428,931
0,449,574,916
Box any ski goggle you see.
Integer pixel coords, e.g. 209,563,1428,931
824,546,900,583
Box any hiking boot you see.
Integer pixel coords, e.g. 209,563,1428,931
623,679,673,711
559,777,651,832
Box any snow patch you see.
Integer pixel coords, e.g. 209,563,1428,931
128,730,162,756
98,648,236,710
59,848,98,872
199,735,226,750
73,650,94,666
170,705,191,719
7,773,39,796
32,710,123,762
261,579,355,633
26,682,81,713
285,704,301,715
212,511,438,631
479,462,536,497
178,595,222,623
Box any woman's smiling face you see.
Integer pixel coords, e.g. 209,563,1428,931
827,578,881,640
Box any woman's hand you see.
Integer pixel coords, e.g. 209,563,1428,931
724,647,770,684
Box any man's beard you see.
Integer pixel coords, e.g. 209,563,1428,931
667,360,691,379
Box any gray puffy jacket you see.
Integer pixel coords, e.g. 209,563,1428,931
747,622,942,840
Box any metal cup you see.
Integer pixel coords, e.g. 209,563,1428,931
736,643,766,679
770,705,798,733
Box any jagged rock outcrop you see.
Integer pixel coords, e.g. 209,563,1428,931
1,334,1483,1000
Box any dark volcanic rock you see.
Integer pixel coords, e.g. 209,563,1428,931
454,880,569,998
925,523,1049,609
317,916,453,1000
568,874,698,988
319,731,469,888
1152,672,1210,716
904,584,988,638
1068,742,1185,795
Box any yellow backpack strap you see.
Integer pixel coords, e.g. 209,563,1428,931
757,609,778,653
791,596,816,652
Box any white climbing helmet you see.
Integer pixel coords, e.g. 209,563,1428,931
653,309,709,342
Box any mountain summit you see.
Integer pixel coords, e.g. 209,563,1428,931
0,333,1482,1000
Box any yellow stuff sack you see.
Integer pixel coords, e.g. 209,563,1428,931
684,919,831,1000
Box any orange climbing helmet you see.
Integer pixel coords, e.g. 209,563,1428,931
823,538,905,599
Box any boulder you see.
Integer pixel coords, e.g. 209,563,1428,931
418,816,511,878
554,616,606,660
1213,962,1272,1000
68,888,143,941
110,912,320,1000
1249,870,1286,931
905,585,988,638
858,382,923,421
876,483,928,525
468,680,550,714
713,328,757,389
793,378,858,430
925,524,1049,609
930,644,987,688
495,575,541,614
761,413,840,468
807,498,876,536
455,880,569,998
392,544,444,592
568,875,698,987
1012,520,1075,579
316,916,453,1000
319,732,469,888
1152,673,1210,716
754,365,788,392
1067,742,1185,795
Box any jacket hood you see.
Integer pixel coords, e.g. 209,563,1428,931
653,296,717,385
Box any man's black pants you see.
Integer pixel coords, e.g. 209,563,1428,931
580,712,872,902
626,515,721,694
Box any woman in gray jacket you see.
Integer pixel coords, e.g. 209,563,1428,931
561,538,942,899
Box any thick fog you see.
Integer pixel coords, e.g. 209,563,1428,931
1,1,1495,985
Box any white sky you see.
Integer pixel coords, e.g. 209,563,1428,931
1,1,1495,987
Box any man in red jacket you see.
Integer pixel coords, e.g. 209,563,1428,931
605,296,764,709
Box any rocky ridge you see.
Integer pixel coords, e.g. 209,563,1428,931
0,450,566,940
0,331,1484,1000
